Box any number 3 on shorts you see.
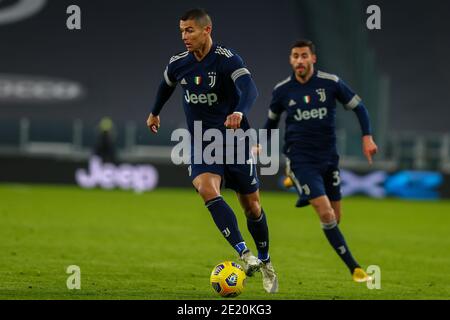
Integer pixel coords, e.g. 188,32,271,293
332,170,340,186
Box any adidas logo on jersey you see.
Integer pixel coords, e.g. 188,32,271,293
288,99,297,107
181,78,187,85
294,107,327,121
184,90,218,106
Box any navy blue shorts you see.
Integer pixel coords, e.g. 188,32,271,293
286,157,342,206
188,145,259,195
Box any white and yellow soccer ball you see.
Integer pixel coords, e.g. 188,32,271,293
210,261,246,298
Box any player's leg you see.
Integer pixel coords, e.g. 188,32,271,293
323,165,342,224
289,163,369,281
236,191,270,262
237,190,278,293
193,172,221,202
309,195,369,281
330,201,341,224
235,190,265,277
217,158,262,276
309,196,359,271
224,151,278,291
322,165,370,281
192,172,249,256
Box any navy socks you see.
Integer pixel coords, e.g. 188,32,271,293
247,209,270,262
205,196,248,255
322,220,360,273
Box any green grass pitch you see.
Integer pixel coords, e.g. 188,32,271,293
1,184,449,300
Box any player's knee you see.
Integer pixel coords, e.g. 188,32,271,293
197,184,220,202
244,201,261,220
317,207,336,223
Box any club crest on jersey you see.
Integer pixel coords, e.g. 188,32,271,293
316,88,326,102
194,76,202,85
303,95,311,104
208,72,216,88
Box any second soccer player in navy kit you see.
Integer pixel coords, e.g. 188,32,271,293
264,39,378,283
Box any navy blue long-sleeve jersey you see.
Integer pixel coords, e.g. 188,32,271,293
152,44,258,135
265,70,370,160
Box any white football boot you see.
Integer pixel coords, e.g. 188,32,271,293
239,250,263,276
260,261,279,293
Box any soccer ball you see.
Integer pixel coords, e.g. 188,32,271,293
210,261,246,298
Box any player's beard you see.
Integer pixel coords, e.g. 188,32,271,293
298,64,312,79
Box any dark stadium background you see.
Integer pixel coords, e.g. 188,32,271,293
1,0,450,301
1,0,449,137
1,0,450,186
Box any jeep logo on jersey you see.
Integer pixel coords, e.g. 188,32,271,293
294,107,327,121
184,90,218,106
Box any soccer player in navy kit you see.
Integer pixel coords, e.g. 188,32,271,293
264,40,378,283
146,9,278,293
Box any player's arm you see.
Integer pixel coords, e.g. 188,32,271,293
248,88,284,155
223,55,258,129
263,89,284,135
337,80,378,164
146,66,177,134
353,104,378,164
225,74,258,129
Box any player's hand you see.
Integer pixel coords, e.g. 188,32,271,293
147,113,160,134
224,112,243,129
362,135,378,165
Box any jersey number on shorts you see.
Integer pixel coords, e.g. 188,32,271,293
301,184,311,195
332,171,340,186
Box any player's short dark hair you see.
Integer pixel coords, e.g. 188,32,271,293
291,39,316,55
180,8,212,27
